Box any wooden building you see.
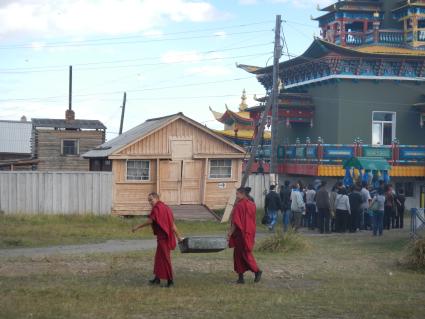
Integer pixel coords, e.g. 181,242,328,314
32,109,106,171
0,118,36,171
83,113,246,215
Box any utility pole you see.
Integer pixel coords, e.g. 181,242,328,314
240,15,282,187
119,92,127,135
270,15,282,175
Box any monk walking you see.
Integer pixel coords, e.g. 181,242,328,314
132,192,182,287
228,187,262,284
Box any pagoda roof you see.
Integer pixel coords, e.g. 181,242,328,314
209,106,253,126
319,1,383,12
215,129,271,140
392,0,425,12
237,38,425,76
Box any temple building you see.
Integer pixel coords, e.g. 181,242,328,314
237,0,425,207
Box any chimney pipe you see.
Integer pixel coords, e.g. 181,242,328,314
69,65,72,111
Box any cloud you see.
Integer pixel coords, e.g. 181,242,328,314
270,0,334,7
184,65,232,76
0,0,227,39
160,50,225,64
239,0,333,7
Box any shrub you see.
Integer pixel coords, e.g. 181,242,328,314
403,237,425,270
256,229,309,253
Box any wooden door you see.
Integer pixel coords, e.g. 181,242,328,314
159,160,182,205
181,160,202,204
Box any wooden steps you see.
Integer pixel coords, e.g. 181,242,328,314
169,205,218,221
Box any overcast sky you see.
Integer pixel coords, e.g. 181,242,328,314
0,0,333,139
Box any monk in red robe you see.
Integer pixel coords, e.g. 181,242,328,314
228,187,262,284
132,192,182,287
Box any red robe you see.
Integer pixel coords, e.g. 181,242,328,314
149,201,176,280
229,198,259,274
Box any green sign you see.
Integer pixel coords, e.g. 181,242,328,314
362,147,392,159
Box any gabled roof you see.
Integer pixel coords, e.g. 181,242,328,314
0,120,32,154
32,118,106,130
83,112,245,158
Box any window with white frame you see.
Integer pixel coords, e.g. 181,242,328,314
209,159,232,179
372,112,396,145
127,160,150,181
61,139,79,155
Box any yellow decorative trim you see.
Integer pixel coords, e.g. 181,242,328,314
391,166,425,177
355,46,425,56
318,165,345,177
215,129,271,140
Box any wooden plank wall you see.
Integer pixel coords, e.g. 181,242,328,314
0,171,112,215
119,118,238,156
112,159,156,214
35,129,104,171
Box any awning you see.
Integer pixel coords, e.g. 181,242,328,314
343,157,391,171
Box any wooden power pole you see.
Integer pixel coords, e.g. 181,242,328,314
119,92,127,135
240,15,282,187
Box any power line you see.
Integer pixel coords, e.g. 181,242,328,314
0,28,272,50
0,20,273,49
0,76,259,102
0,43,272,73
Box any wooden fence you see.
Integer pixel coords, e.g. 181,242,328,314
0,172,112,215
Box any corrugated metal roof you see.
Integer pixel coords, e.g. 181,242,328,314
83,113,178,158
32,118,106,130
0,120,32,154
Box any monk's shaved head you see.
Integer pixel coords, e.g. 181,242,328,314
148,192,160,199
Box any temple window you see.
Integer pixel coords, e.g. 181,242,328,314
372,112,396,145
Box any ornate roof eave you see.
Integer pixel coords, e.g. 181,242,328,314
392,2,425,13
210,106,253,125
319,0,383,13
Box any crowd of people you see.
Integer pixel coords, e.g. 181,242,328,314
264,179,406,236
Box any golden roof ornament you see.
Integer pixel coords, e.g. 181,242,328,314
239,89,248,111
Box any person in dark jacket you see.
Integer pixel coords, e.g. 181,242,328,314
384,185,395,230
265,185,281,231
280,181,292,232
395,188,406,229
316,181,330,234
348,184,362,232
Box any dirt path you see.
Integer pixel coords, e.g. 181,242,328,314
0,239,157,259
0,229,375,259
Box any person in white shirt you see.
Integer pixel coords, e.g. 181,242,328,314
335,188,350,233
291,183,305,231
305,184,317,230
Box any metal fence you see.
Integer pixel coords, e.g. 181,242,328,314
0,171,112,215
410,208,425,238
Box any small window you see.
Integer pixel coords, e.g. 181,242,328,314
127,160,150,181
209,159,232,179
62,140,79,155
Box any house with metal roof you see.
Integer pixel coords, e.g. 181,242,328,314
0,119,36,170
83,112,246,215
32,109,106,171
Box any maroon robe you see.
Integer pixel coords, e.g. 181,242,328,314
229,198,259,274
149,201,176,280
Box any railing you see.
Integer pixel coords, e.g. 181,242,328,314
277,143,425,165
379,30,404,44
410,208,425,238
346,32,364,46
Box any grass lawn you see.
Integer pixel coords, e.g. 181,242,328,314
0,214,228,248
1,223,424,319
